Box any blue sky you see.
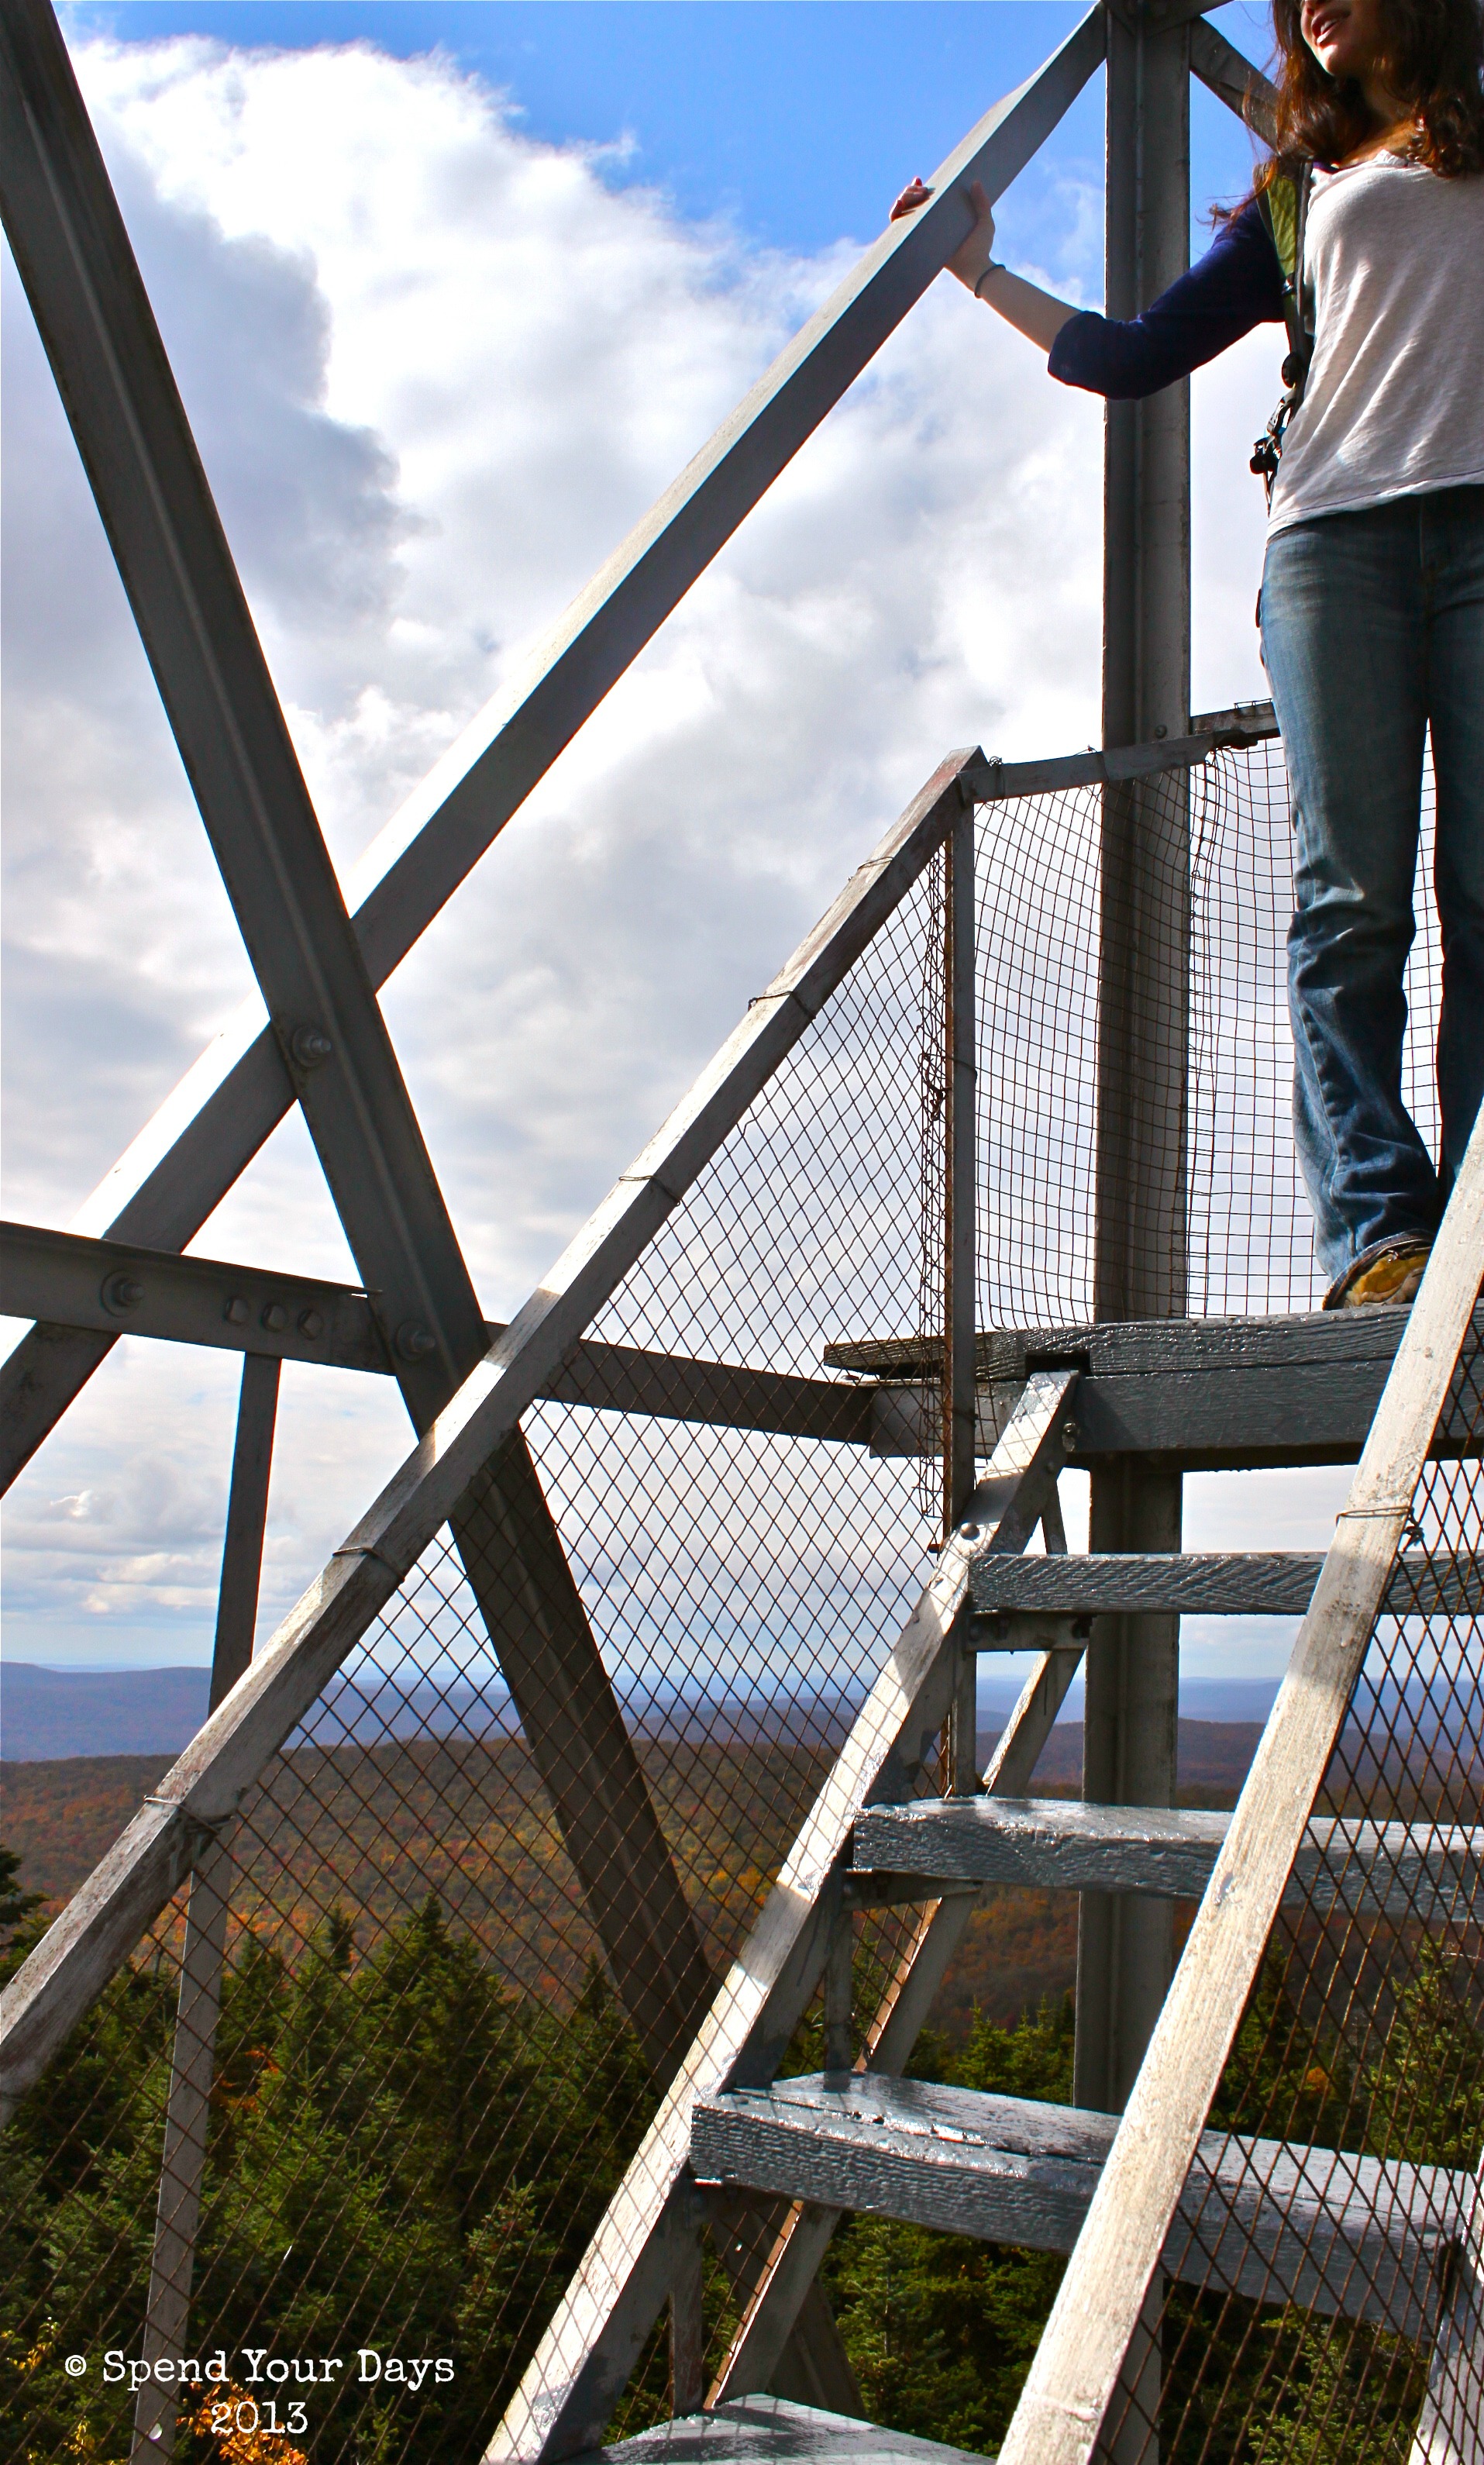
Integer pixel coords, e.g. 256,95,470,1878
68,0,1276,256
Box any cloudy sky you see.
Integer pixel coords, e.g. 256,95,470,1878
2,0,1350,1684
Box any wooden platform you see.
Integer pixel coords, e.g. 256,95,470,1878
830,1305,1484,1470
849,1798,1484,1925
572,2396,990,2465
691,2076,1469,2343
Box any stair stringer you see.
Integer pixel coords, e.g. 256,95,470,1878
481,1367,1078,2464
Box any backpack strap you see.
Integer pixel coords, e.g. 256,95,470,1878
1257,161,1315,396
1251,161,1316,499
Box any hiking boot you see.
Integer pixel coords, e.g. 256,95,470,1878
1323,1236,1433,1311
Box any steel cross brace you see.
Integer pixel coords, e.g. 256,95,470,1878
0,0,1109,1488
0,0,807,2391
0,744,983,2398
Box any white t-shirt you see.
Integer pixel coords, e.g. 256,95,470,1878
1267,156,1484,535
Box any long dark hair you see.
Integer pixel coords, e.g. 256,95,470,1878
1258,0,1484,178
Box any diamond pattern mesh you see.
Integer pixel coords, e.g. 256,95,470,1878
2,726,1463,2465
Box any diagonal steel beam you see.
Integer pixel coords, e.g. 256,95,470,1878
709,1429,1082,2405
0,0,488,1428
0,23,856,2397
484,1369,1077,2462
0,742,976,2090
0,0,1107,1487
130,1352,278,2463
1189,16,1279,147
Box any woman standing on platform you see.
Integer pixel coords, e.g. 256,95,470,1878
893,0,1484,1310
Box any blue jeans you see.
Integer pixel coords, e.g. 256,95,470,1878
1260,484,1484,1287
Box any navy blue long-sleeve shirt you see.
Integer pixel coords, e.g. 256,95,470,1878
1048,198,1286,398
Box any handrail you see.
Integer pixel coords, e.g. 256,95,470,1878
962,704,1279,803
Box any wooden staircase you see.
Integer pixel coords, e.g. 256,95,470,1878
488,1264,1484,2465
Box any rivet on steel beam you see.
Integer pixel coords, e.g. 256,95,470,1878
223,1296,250,1326
290,1025,335,1070
1061,1421,1079,1449
298,1308,324,1339
396,1321,437,1362
101,1272,144,1315
261,1302,288,1333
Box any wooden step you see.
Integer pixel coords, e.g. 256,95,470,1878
570,2395,988,2465
826,1304,1484,1474
967,1550,1479,1620
849,1798,1484,1925
690,2075,1470,2342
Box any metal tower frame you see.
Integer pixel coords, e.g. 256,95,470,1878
8,5,1480,2463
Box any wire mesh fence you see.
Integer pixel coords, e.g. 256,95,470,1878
976,730,1442,1330
2,839,947,2465
1093,1285,1484,2465
2,722,1468,2465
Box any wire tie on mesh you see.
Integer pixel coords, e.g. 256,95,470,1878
143,1793,225,1827
332,1543,405,1578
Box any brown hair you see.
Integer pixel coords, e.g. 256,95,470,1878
1258,0,1484,179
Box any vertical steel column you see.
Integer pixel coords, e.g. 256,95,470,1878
1079,0,1191,2113
131,1355,280,2462
1081,12,1191,2456
945,799,981,1790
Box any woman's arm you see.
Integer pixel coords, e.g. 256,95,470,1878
890,176,1286,398
890,178,1077,352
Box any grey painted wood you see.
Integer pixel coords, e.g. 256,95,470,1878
825,1305,1449,1385
0,5,1107,1495
1190,699,1277,740
1410,2154,1484,2465
835,1306,1484,1471
969,1550,1479,1617
711,1508,1087,2408
481,1372,1078,2462
574,2394,986,2465
851,1799,1484,1925
691,2074,1472,2343
0,750,976,2120
997,1108,1484,2465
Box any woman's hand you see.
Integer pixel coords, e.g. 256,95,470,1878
890,176,997,293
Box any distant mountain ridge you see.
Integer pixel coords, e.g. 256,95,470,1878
0,1661,523,1762
2,1663,212,1760
0,1660,1287,1763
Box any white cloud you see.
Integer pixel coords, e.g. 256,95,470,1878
2,29,1301,1667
